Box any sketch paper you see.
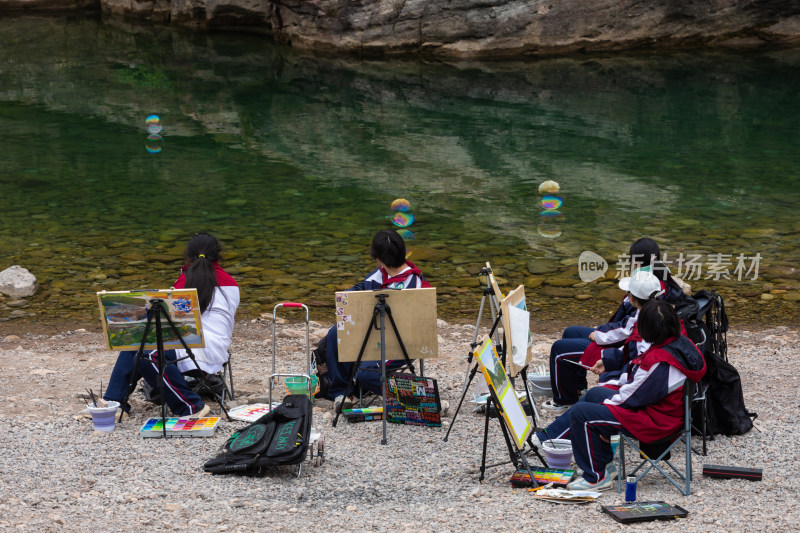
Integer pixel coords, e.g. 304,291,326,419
508,304,530,368
501,285,532,377
500,386,530,444
97,289,204,351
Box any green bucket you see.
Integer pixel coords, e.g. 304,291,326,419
284,375,319,396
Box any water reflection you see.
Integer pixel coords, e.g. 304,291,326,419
1,16,799,327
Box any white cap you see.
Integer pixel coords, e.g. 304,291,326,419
619,268,664,300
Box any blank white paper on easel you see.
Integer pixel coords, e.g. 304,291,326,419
507,304,530,369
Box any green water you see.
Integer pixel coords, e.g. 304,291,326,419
1,15,800,329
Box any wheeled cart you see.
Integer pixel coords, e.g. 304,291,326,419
270,302,325,471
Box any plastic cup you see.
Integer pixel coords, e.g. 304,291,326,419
87,401,120,432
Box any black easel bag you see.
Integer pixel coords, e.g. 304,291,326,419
204,394,312,474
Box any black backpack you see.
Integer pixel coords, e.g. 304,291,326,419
702,351,757,436
691,290,756,436
204,394,312,474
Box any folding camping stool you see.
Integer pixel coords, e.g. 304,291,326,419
616,380,696,496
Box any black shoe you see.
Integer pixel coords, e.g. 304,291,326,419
316,373,331,400
141,380,163,405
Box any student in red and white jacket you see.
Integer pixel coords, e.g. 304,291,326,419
564,299,706,491
104,233,239,418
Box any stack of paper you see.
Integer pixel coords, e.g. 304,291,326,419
532,488,602,504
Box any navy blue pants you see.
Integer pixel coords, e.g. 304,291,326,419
569,401,624,483
324,325,404,399
549,326,593,404
104,349,205,417
536,385,616,442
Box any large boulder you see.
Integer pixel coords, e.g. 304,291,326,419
96,0,800,58
0,0,98,10
0,265,39,298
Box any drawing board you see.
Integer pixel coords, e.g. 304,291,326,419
335,287,438,362
97,289,204,351
501,284,532,377
474,335,532,449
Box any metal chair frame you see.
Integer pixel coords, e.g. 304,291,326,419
616,380,695,496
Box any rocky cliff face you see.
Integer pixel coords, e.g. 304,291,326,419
2,0,800,57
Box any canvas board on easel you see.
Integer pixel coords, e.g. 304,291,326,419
501,285,532,377
335,287,438,362
97,289,204,351
474,335,532,448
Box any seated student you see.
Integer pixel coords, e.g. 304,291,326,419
532,270,665,443
103,233,240,418
315,229,431,410
545,237,685,410
533,300,705,490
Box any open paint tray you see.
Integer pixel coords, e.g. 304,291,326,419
140,416,220,438
510,467,575,487
342,407,384,423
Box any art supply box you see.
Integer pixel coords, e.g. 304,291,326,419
140,417,220,437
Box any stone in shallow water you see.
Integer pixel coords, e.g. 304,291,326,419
527,260,559,274
539,287,574,298
0,265,38,298
546,277,578,288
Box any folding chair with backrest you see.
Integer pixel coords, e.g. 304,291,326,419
616,380,696,496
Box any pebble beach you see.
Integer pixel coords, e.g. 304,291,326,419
0,318,795,532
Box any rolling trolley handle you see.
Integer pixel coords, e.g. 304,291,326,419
271,303,311,404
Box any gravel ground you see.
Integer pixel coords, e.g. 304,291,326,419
0,317,795,532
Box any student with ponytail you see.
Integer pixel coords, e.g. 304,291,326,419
104,233,240,417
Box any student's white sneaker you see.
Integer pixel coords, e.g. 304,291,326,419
567,473,614,491
188,404,211,419
567,463,617,491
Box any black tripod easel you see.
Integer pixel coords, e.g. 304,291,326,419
118,298,229,438
445,266,502,438
332,293,417,445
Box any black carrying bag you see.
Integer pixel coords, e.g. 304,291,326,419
689,289,756,436
703,351,757,436
204,394,312,474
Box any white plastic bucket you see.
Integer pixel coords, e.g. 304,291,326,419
527,372,552,396
541,438,573,469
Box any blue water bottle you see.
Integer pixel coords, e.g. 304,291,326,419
625,476,637,502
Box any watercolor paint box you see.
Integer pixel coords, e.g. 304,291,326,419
140,416,220,438
510,467,575,487
342,407,384,423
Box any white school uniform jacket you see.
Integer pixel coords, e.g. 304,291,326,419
173,263,240,374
